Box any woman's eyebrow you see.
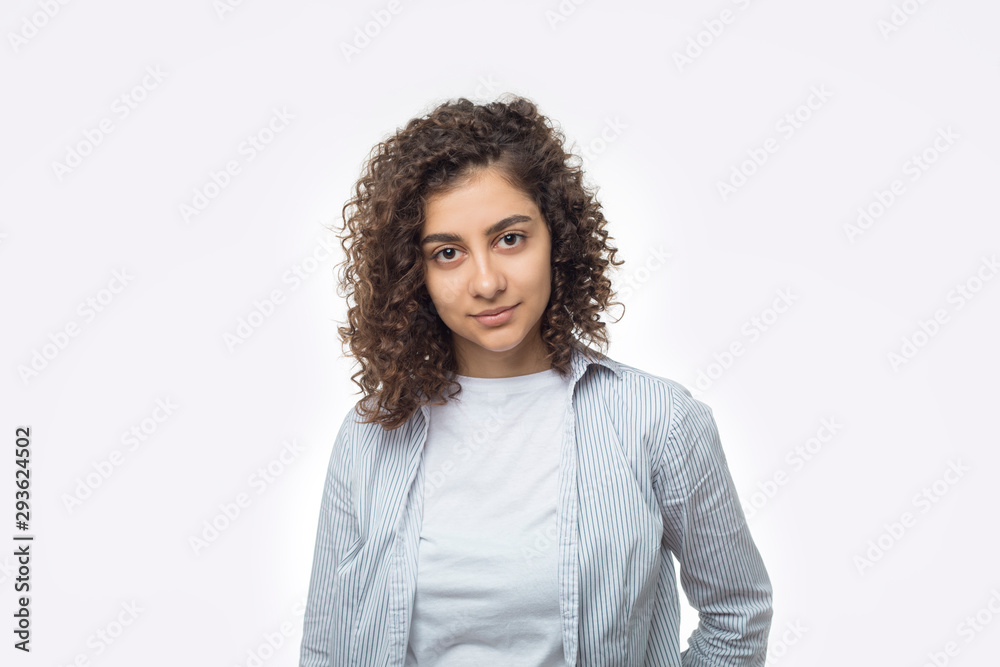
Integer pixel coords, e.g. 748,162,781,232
420,214,533,246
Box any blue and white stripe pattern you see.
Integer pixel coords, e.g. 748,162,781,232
300,345,773,666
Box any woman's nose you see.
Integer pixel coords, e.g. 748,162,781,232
468,252,506,298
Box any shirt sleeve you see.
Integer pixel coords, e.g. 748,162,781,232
656,393,773,666
299,408,359,667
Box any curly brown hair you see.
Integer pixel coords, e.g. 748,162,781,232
332,94,624,429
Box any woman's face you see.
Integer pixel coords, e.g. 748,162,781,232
420,166,552,378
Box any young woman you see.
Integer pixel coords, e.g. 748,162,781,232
299,96,773,666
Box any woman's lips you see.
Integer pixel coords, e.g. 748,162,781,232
472,304,517,326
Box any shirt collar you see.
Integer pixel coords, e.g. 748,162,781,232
568,343,622,387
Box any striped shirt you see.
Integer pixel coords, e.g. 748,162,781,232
299,345,773,666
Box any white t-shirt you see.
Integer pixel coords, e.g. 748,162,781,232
405,367,571,666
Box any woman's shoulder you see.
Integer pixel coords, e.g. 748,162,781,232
585,350,699,404
575,352,724,475
611,357,693,395
582,351,716,432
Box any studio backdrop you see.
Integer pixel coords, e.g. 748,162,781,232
2,0,998,665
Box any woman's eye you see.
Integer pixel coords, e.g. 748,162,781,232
499,233,524,248
432,248,461,263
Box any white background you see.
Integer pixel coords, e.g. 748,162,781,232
3,0,999,665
